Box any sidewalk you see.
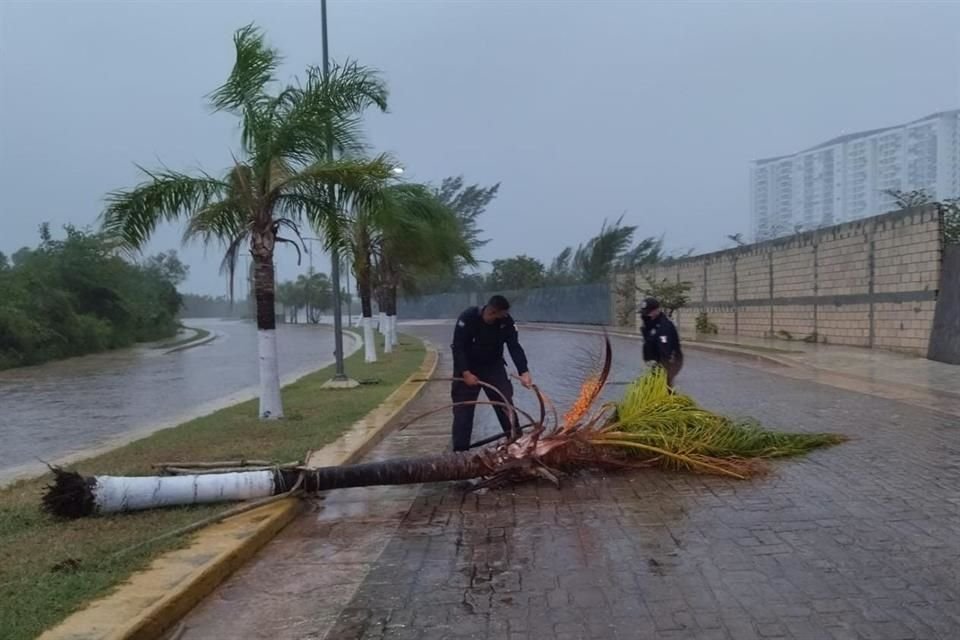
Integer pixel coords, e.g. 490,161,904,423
690,334,960,399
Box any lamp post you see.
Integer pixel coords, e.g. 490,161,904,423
340,254,353,327
320,0,358,388
319,0,403,382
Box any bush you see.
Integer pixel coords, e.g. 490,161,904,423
695,311,718,335
0,226,187,369
942,200,960,245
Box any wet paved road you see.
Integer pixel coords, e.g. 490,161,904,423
0,319,342,485
178,325,960,640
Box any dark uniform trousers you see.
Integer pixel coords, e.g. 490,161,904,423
451,364,515,452
663,353,684,387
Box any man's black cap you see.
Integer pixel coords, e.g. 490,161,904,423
639,297,660,314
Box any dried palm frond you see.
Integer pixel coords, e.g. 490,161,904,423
560,335,613,430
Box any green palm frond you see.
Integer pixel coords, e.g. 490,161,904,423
368,184,476,297
102,24,396,310
572,215,636,282
312,60,388,114
182,200,248,247
268,62,388,163
219,231,252,304
102,169,227,250
589,367,846,477
619,235,664,270
279,155,396,247
208,23,280,114
281,154,396,199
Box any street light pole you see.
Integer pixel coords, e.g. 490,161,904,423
320,0,356,388
343,256,353,327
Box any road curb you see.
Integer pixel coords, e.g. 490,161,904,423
163,329,217,354
37,337,439,640
306,338,439,468
37,499,302,640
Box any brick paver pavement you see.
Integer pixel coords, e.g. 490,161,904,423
177,327,960,640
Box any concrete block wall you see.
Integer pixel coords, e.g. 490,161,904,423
817,224,871,297
870,212,942,351
707,256,736,301
770,240,816,339
733,249,770,338
611,272,636,328
702,304,737,335
817,304,872,347
635,206,944,355
874,301,937,352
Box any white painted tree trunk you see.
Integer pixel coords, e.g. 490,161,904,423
390,314,399,346
362,316,378,362
258,329,284,419
94,471,276,514
377,311,387,335
383,314,394,354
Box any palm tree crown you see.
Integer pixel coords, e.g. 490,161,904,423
101,24,398,418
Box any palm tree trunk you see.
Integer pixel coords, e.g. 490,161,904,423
375,286,387,338
374,257,396,352
373,261,387,338
44,452,498,517
304,452,490,490
251,234,283,419
388,283,399,347
378,285,393,354
354,243,377,363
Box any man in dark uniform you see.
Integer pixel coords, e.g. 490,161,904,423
450,295,533,452
639,297,683,386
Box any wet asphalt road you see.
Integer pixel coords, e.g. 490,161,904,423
0,319,340,484
177,323,960,639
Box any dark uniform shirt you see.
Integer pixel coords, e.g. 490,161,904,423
451,306,529,376
641,313,682,363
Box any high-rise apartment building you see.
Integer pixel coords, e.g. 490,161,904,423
751,109,960,241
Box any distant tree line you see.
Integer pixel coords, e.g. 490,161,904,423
413,183,671,294
180,293,249,319
276,269,353,324
483,217,665,291
0,225,186,369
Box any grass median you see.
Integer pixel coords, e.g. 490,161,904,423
0,333,426,640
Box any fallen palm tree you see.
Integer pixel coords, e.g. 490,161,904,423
43,337,845,518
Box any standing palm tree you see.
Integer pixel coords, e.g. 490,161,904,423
102,25,396,419
276,281,300,323
373,185,474,351
297,269,333,323
344,185,472,361
344,204,380,362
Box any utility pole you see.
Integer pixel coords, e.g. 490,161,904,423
320,0,357,388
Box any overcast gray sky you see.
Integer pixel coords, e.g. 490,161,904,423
2,1,959,296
